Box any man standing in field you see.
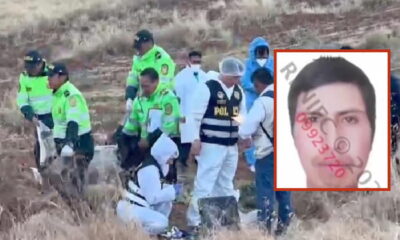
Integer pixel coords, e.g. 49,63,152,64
16,50,54,169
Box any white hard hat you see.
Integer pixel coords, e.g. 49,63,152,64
219,57,245,77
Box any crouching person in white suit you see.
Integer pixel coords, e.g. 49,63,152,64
116,133,183,235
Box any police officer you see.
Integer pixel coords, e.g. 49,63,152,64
47,63,94,186
239,68,293,236
119,67,180,172
125,29,176,109
186,57,247,229
17,50,54,168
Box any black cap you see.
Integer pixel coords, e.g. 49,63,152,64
133,29,153,49
340,45,354,50
24,50,43,69
47,62,69,77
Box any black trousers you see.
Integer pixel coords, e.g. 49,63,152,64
54,132,95,163
33,113,54,168
178,142,192,167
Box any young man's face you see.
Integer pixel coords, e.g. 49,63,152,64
189,55,202,66
140,75,158,97
48,74,66,90
292,83,373,188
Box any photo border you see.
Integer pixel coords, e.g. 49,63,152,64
273,49,391,191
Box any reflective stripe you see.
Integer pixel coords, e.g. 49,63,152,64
163,116,177,122
67,114,90,122
160,77,170,83
17,94,28,101
67,108,81,114
29,95,53,103
128,117,140,125
124,190,150,208
202,118,232,127
122,128,138,136
202,129,239,138
18,103,29,108
126,181,150,207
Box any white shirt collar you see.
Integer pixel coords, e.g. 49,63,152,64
260,84,274,96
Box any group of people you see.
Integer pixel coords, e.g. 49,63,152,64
16,29,292,237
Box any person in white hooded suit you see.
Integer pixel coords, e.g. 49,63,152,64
174,51,208,168
116,133,183,235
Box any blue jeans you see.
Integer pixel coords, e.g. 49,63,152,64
255,153,292,231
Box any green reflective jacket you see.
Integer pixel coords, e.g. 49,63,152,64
126,45,176,94
52,81,91,139
123,83,180,139
16,68,53,115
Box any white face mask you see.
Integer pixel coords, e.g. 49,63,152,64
257,58,267,67
190,64,201,72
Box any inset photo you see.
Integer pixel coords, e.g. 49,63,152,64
275,50,390,191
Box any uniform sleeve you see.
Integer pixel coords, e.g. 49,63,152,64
17,74,35,121
158,56,176,89
65,94,87,143
17,74,29,108
173,70,186,114
122,98,141,136
125,57,139,99
138,166,176,205
160,93,180,136
65,94,86,124
239,98,266,139
187,83,210,141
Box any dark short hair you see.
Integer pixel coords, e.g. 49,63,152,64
188,51,202,58
140,67,159,82
251,68,273,85
288,56,376,140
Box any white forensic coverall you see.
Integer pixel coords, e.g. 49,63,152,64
186,72,246,227
116,134,179,235
174,66,208,143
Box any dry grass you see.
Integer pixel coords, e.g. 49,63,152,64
0,0,126,33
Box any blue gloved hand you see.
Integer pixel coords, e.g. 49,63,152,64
173,183,184,198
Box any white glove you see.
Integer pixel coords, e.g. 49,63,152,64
61,144,74,158
125,99,133,112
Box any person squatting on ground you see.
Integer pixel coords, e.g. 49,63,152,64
118,68,181,174
47,63,94,190
174,51,208,168
17,50,54,169
186,57,246,229
239,68,293,235
116,133,184,235
241,37,274,171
